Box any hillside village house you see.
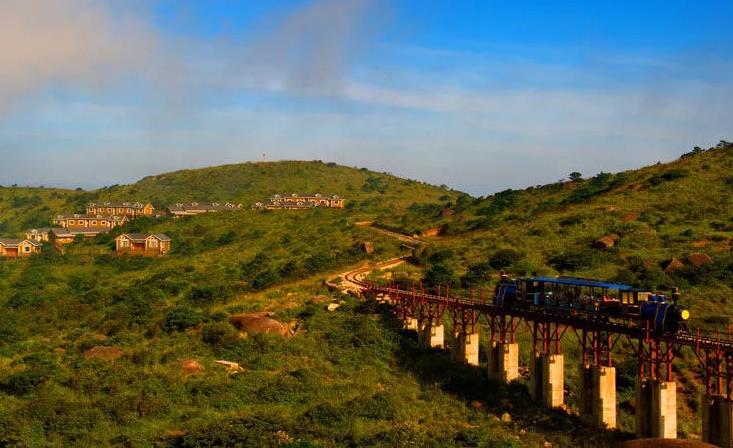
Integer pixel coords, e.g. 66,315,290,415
115,233,171,255
254,193,345,210
26,227,72,243
86,201,154,218
0,238,42,258
167,202,243,217
52,214,128,236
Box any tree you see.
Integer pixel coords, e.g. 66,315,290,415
569,172,583,182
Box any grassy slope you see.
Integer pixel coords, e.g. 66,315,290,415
377,143,733,438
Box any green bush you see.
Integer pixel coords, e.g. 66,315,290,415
164,306,209,332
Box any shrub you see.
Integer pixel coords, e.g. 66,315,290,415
164,306,208,332
201,322,239,348
489,249,523,270
549,248,599,271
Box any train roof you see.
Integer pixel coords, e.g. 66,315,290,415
527,276,634,291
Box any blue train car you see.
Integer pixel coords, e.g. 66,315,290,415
495,275,689,335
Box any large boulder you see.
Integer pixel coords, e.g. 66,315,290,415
664,258,685,273
84,346,124,361
181,359,204,375
620,212,639,222
592,235,616,250
362,241,374,254
687,252,713,267
229,313,288,336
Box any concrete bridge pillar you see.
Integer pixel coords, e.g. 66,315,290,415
488,341,519,383
452,330,480,366
702,395,733,447
402,316,418,331
529,353,564,408
635,378,677,439
417,320,444,349
579,365,616,429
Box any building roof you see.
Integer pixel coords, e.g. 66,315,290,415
50,228,74,238
65,226,112,235
168,202,243,212
271,193,341,199
117,233,171,242
528,276,633,291
54,214,127,221
87,201,152,209
0,238,24,247
0,238,42,247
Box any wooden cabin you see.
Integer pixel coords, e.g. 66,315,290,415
52,214,128,236
86,201,154,218
115,233,171,255
0,238,42,258
254,193,345,210
26,227,70,242
167,202,243,217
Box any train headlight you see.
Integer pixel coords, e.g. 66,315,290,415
680,309,690,321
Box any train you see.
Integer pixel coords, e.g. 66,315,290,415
495,275,690,335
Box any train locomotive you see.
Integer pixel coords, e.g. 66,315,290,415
495,275,690,335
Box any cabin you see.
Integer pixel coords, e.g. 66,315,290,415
86,201,154,218
253,193,345,210
52,214,128,236
26,227,70,242
49,228,75,245
0,238,42,258
167,202,243,217
115,233,171,255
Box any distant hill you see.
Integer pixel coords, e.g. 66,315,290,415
0,160,460,236
98,160,461,212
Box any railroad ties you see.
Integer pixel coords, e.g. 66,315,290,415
354,275,733,446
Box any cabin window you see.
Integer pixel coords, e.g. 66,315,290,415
92,221,97,225
120,239,129,247
23,245,30,253
149,239,158,248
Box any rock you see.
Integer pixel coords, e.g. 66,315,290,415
311,295,330,303
421,227,441,237
604,205,620,212
229,313,288,336
628,183,642,191
664,258,685,273
181,359,204,375
518,429,526,436
693,240,711,248
362,241,374,254
592,236,616,250
620,212,638,222
84,346,124,361
687,252,713,267
469,400,487,411
52,348,66,354
440,208,455,218
500,412,511,423
215,360,242,372
643,259,656,269
543,442,552,448
327,303,341,312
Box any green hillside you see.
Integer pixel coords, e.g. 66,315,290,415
99,160,460,214
1,148,731,446
380,141,733,317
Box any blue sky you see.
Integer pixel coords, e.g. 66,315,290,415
0,0,731,195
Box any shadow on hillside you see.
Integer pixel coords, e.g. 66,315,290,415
354,300,635,446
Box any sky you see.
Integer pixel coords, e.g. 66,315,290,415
0,0,731,196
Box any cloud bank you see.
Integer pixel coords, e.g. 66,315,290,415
0,0,730,196
0,0,158,111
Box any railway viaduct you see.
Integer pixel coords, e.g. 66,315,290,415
340,261,733,447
